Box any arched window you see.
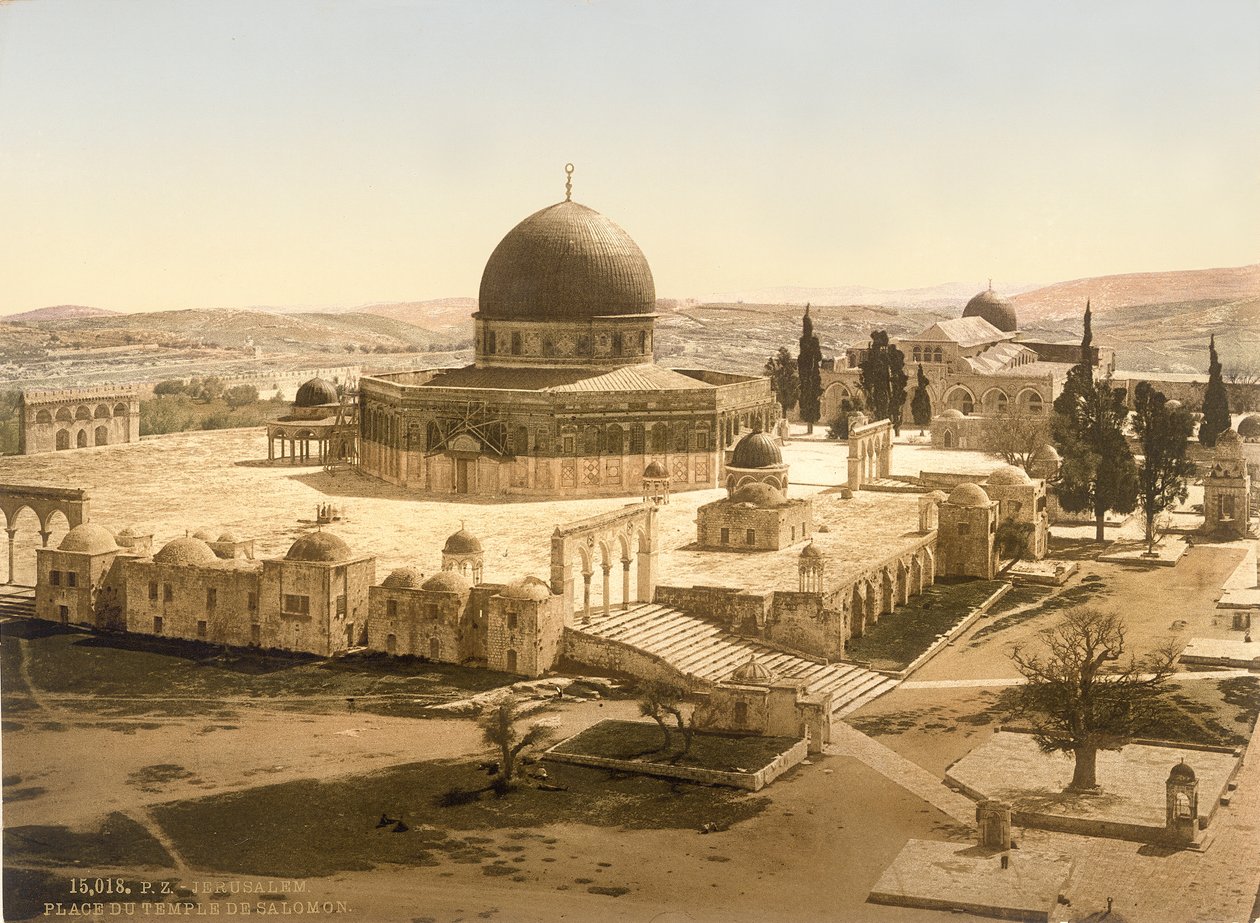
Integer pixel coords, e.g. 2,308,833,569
542,337,556,357
512,426,529,456
1025,392,1044,415
582,425,600,455
76,429,88,448
932,347,943,364
94,425,108,446
486,330,497,354
56,429,70,450
75,405,91,421
605,424,624,455
649,422,667,453
912,347,922,362
673,423,688,453
114,403,128,416
629,423,645,454
56,407,73,422
94,404,111,419
611,332,623,356
36,409,52,424
639,330,647,354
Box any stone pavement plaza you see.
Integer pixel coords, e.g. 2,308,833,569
0,426,986,591
948,731,1240,831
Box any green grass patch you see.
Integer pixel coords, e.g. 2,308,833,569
969,577,1108,645
844,578,1006,670
3,812,172,869
551,719,797,770
14,625,513,717
152,758,769,878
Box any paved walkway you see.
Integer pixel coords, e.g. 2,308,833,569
901,668,1252,690
828,721,976,826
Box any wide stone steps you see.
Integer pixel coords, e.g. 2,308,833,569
0,590,35,619
575,601,898,715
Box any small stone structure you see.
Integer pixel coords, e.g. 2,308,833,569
441,525,485,583
696,483,813,552
983,464,1049,560
1165,760,1199,846
265,377,357,466
692,656,832,753
723,430,789,494
18,386,140,455
641,460,670,504
1203,429,1252,538
846,415,892,490
976,799,1013,850
935,483,999,579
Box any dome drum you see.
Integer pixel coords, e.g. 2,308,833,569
474,314,656,370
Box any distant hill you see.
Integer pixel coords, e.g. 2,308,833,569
1012,265,1260,323
2,305,119,323
352,298,478,331
693,281,1046,311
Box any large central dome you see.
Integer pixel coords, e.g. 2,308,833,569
478,200,656,321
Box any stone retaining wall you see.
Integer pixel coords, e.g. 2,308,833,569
543,736,808,792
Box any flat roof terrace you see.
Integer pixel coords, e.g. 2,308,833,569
659,489,928,594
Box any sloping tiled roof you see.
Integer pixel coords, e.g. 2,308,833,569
912,317,1012,348
417,364,716,394
962,341,1037,374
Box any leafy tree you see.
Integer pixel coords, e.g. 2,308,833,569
224,384,259,409
477,693,557,789
1132,381,1195,554
982,411,1049,472
995,518,1035,575
797,305,822,434
153,379,187,396
637,681,695,753
1009,607,1177,792
199,376,226,403
858,330,909,434
1051,302,1138,541
763,346,799,417
910,364,932,434
826,393,867,440
1199,335,1231,447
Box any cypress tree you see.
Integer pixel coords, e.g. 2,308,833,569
857,330,909,432
911,364,932,434
1051,300,1138,541
1199,335,1231,447
1133,381,1195,553
797,305,822,434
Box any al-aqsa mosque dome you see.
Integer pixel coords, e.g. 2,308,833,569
962,283,1018,333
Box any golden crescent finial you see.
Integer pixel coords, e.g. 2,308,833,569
565,163,574,201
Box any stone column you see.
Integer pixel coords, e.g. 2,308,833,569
5,528,15,585
602,563,612,617
621,559,631,610
268,434,274,461
582,571,592,621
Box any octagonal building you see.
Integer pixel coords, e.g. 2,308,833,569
358,177,777,496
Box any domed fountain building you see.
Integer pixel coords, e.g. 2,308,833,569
357,171,777,497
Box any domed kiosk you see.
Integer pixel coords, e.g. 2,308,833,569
356,167,778,498
698,435,812,552
724,430,790,495
267,375,357,467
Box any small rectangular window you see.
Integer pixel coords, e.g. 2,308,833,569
163,583,173,602
149,581,158,601
387,598,398,618
206,587,217,610
248,591,257,611
508,611,518,631
283,594,310,615
250,623,261,646
336,594,347,616
50,570,61,586
720,527,730,544
66,572,78,588
745,529,756,546
197,620,207,639
791,526,796,541
153,615,164,634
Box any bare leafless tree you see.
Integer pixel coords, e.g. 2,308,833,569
982,411,1050,472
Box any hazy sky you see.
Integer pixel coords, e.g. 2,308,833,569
1,0,1257,315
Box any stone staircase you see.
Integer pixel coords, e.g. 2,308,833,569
572,601,898,716
0,587,35,619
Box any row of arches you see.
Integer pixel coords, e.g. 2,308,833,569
54,426,111,450
34,403,130,424
943,385,1046,416
1,506,73,586
844,546,935,642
